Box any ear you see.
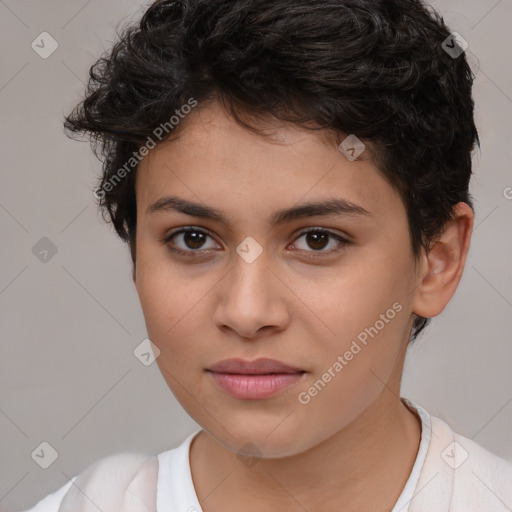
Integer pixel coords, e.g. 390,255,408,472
411,202,474,319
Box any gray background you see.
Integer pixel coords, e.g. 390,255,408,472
0,0,511,510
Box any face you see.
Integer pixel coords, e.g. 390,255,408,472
134,101,419,458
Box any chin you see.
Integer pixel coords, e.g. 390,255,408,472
203,419,321,460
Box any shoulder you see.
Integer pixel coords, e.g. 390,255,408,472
21,452,158,512
450,426,512,509
22,432,201,512
410,411,512,511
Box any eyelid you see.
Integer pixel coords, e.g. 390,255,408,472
163,226,352,259
162,226,221,247
288,227,351,255
293,226,352,243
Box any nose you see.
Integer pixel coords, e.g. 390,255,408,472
213,249,290,340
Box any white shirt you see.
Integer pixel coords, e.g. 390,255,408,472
22,398,512,512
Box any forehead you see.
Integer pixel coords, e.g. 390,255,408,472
135,101,405,225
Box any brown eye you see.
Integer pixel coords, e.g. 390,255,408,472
304,231,330,250
164,227,220,254
181,230,207,249
292,228,350,255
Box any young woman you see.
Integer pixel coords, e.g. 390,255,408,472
24,0,512,510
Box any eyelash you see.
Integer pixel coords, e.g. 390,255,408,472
162,226,351,259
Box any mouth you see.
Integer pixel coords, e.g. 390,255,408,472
206,358,306,400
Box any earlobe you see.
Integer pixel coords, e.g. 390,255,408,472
411,202,474,319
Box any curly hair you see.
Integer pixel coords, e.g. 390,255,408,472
64,0,479,342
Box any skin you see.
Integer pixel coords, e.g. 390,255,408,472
134,101,474,511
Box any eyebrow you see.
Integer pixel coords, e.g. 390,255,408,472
146,195,372,227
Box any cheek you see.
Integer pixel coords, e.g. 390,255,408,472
135,250,184,346
134,249,215,373
297,250,409,338
293,249,412,391
292,281,408,442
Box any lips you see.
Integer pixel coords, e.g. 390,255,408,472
207,357,304,375
206,358,306,399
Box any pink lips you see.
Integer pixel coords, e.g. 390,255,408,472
207,358,305,400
